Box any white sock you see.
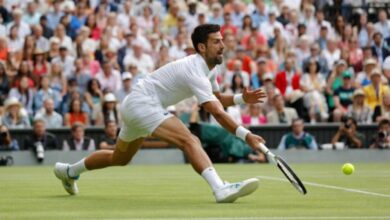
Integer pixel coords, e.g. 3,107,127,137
68,158,87,178
201,167,225,191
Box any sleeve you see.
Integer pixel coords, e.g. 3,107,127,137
210,74,220,92
186,71,218,105
88,139,96,151
309,136,318,150
277,135,287,150
63,140,70,151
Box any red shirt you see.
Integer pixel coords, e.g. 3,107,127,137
274,71,300,96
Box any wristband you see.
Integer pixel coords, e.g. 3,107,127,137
233,94,245,105
235,126,250,141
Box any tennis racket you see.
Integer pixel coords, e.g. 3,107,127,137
258,143,307,195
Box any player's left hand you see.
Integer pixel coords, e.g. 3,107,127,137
242,87,267,104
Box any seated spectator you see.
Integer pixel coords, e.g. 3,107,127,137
346,89,372,124
300,58,328,123
32,48,50,78
0,125,19,151
95,60,122,93
331,117,365,149
34,75,61,112
332,71,355,122
69,58,91,94
373,91,390,122
98,120,118,150
267,94,298,124
241,104,267,126
34,98,63,128
251,57,268,90
369,119,390,149
48,62,67,96
84,79,103,125
278,118,318,150
223,59,250,90
64,98,89,126
363,68,390,110
63,122,96,151
51,46,75,78
2,97,30,128
355,58,377,88
275,57,300,99
115,72,132,101
23,119,59,151
95,93,119,126
0,62,10,106
9,75,34,116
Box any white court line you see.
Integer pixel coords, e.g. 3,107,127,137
256,175,390,198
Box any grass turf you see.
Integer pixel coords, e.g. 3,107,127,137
0,163,389,220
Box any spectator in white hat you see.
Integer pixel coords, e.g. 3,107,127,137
95,93,120,126
2,97,30,128
115,72,132,101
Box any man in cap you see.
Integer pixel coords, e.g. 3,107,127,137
116,72,132,101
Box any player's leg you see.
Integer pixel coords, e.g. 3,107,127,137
54,138,143,195
152,117,259,203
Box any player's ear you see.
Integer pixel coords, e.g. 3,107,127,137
198,43,206,53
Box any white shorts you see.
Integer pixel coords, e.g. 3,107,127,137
118,88,173,142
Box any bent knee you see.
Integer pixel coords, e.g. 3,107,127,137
181,135,201,149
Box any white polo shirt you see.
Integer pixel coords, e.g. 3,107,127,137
135,54,222,108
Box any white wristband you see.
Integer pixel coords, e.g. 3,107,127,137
233,94,245,105
235,126,250,141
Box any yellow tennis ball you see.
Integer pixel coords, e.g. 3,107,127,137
342,163,354,175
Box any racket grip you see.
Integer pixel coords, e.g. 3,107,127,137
258,143,269,154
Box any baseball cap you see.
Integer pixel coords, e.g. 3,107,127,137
263,72,274,81
370,68,382,77
122,72,132,81
364,58,377,66
337,59,347,66
104,93,117,102
342,71,352,78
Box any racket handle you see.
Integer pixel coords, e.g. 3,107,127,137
259,143,276,163
258,143,270,154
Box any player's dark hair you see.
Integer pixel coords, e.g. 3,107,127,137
191,24,220,53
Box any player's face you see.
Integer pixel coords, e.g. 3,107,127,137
205,32,224,66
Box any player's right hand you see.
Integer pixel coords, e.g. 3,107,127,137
245,133,266,151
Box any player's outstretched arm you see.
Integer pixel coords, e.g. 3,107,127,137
202,100,265,150
214,87,266,107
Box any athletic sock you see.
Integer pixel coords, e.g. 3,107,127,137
68,158,87,178
201,167,225,191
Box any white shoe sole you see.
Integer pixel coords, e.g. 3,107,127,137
217,178,259,203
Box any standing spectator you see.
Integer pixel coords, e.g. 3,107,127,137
115,72,132,101
34,98,63,128
332,71,355,122
363,68,390,110
64,98,89,127
23,119,59,151
278,118,318,150
51,46,75,78
0,125,19,151
62,122,96,151
2,97,30,128
347,89,372,124
95,61,122,92
331,117,365,149
34,75,61,112
98,120,118,150
267,94,299,124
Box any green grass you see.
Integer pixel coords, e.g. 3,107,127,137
0,163,390,220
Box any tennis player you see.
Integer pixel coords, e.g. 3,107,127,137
54,24,266,203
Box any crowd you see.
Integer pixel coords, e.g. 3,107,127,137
0,0,389,155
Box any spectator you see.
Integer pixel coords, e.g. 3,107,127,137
278,118,318,150
34,75,61,112
346,89,372,124
355,58,377,88
51,46,75,78
69,58,91,94
224,59,250,91
95,93,119,126
33,24,50,52
9,76,34,116
123,41,154,74
369,118,390,149
260,10,283,40
46,0,64,30
374,9,390,39
0,125,19,151
2,97,30,128
48,62,67,96
0,62,10,105
62,122,96,151
331,116,365,149
116,72,132,101
332,71,355,122
373,91,390,122
275,57,300,98
98,120,118,150
7,9,31,39
32,48,50,78
84,78,103,125
95,60,122,93
302,43,329,77
251,57,268,90
363,68,390,110
371,32,389,64
267,94,299,124
23,119,59,151
64,98,89,127
34,98,63,128
209,3,223,26
322,37,341,69
241,103,267,126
